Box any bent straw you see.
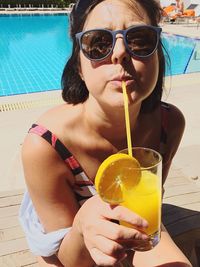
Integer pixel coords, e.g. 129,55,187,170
122,81,133,157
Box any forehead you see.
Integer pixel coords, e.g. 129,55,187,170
83,0,150,30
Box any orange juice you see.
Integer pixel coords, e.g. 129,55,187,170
121,170,161,235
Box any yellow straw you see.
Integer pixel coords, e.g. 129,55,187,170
122,81,132,157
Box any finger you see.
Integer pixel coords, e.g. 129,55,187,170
89,235,125,258
95,220,149,242
112,205,149,228
89,247,127,267
108,205,149,229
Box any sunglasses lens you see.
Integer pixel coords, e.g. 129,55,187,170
127,27,158,57
81,30,113,60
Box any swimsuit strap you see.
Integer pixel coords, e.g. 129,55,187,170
160,102,170,157
29,124,82,175
29,124,95,204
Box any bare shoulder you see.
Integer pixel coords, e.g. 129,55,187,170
21,129,79,231
36,103,76,128
161,103,185,181
22,130,75,187
167,103,185,141
21,102,82,197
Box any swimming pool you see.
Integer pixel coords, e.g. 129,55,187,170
162,33,200,76
0,14,71,97
0,14,200,97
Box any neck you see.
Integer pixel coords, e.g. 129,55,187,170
82,97,141,146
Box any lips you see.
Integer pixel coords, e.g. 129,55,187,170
111,75,132,82
110,78,134,87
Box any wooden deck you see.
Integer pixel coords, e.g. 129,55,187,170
163,164,200,266
0,190,38,266
0,164,200,267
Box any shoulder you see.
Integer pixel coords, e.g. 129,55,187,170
167,103,185,139
21,107,77,188
22,123,75,187
36,103,83,135
160,102,185,182
162,102,185,159
22,103,84,185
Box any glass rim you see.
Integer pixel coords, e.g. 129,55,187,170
118,146,162,170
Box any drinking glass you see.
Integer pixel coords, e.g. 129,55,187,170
119,147,162,251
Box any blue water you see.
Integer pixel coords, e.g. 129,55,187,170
0,14,71,97
162,33,200,76
0,14,200,97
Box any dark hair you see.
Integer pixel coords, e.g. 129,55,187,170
61,0,166,112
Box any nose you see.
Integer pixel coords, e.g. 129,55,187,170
111,34,131,64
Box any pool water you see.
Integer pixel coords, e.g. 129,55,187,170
0,14,200,97
0,14,71,97
162,33,200,76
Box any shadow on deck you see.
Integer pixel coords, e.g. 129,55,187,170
162,204,200,266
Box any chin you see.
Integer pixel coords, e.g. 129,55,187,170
100,96,124,110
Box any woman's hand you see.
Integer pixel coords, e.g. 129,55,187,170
73,195,149,266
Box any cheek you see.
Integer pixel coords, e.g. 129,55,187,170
80,54,107,96
148,58,159,88
79,54,91,81
79,53,105,90
138,54,159,93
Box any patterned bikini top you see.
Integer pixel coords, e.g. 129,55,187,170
29,102,169,205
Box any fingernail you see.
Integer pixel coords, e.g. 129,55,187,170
142,220,148,228
141,233,149,240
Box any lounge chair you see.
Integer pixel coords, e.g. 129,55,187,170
163,5,176,16
175,9,196,24
162,5,176,23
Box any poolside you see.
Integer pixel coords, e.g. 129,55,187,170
0,13,200,97
0,22,200,266
0,8,71,14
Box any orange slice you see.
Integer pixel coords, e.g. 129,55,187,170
95,153,141,204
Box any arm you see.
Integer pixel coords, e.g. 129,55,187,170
22,134,149,267
179,1,184,13
162,103,185,184
22,133,94,266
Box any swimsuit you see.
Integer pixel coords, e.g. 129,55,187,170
19,101,170,256
29,124,96,206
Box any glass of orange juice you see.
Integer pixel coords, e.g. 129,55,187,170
119,147,162,251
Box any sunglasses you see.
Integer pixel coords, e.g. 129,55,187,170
76,25,162,61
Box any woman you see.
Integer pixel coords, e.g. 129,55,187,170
169,0,185,22
175,0,184,15
19,0,191,266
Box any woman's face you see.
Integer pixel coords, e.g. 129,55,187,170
79,0,159,108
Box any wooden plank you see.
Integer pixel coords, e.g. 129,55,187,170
0,205,20,218
0,195,23,208
164,176,191,187
164,192,200,207
167,166,183,177
182,202,200,211
0,225,25,242
0,216,19,229
0,237,28,256
0,190,24,198
164,183,200,198
24,264,39,267
162,203,200,236
0,250,38,267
